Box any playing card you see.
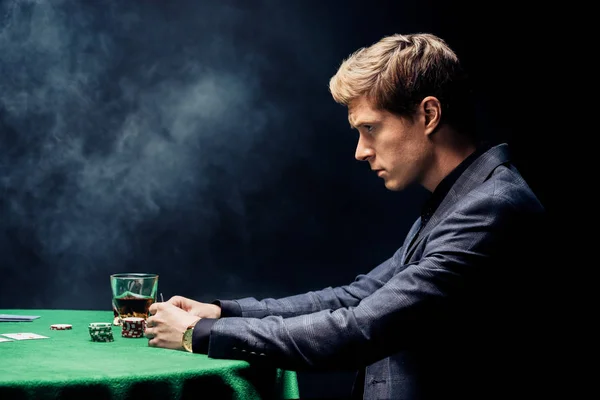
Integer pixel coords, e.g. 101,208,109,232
0,336,13,342
1,332,49,340
0,314,40,322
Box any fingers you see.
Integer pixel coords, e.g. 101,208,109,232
166,295,183,305
166,296,191,311
145,316,155,328
147,334,160,347
146,306,162,329
144,327,155,340
145,325,183,350
148,302,161,315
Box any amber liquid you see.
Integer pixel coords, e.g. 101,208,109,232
113,296,154,319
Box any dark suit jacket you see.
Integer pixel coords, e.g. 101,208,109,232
209,143,549,400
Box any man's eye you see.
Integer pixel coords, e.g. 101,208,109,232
365,125,373,132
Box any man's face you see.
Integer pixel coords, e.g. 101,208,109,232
349,96,433,191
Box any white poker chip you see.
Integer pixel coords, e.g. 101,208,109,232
50,324,72,330
89,322,112,328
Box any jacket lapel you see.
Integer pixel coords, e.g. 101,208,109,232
403,143,512,263
401,217,422,264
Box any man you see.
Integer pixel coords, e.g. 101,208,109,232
145,33,548,399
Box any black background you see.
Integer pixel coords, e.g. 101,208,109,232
0,0,562,398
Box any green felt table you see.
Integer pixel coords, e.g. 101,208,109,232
0,309,300,400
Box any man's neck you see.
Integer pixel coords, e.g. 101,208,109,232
422,128,477,192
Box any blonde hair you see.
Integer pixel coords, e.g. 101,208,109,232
329,33,475,135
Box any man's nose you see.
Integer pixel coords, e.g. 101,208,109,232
355,137,374,161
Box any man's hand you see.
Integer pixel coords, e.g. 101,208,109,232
166,295,222,319
145,302,201,350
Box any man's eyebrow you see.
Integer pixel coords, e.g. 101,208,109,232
349,119,378,129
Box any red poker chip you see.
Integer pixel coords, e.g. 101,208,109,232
121,317,146,338
122,331,144,338
50,324,73,330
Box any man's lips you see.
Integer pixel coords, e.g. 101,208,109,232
373,169,385,177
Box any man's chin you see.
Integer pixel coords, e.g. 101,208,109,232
383,178,410,192
384,180,401,191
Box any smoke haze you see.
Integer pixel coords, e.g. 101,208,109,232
0,0,553,314
1,0,432,309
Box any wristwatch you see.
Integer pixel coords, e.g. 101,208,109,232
182,321,198,353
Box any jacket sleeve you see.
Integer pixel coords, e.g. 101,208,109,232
205,195,539,371
218,247,404,319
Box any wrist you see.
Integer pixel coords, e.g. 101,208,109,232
210,304,221,319
181,319,200,353
211,300,242,317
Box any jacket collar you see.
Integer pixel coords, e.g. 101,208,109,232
403,143,511,263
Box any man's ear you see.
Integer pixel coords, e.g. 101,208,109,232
421,96,441,136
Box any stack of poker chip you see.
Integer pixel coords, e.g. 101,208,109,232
121,317,146,338
88,322,114,342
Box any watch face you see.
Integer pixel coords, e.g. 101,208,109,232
183,328,193,352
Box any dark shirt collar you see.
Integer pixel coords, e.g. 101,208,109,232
420,143,489,228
